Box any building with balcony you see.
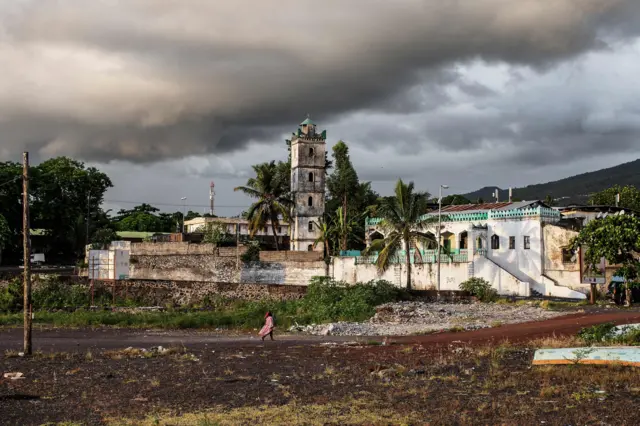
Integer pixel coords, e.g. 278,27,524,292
333,201,588,298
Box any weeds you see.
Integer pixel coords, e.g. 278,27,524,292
0,278,405,330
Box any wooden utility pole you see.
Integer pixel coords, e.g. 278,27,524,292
22,151,32,355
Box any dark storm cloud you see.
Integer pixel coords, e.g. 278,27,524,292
2,0,640,163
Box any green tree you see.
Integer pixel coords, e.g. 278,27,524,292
31,157,113,261
544,194,556,206
234,161,293,251
589,185,640,211
202,221,231,246
0,162,28,262
571,215,640,306
364,179,439,290
332,206,363,253
326,141,360,251
0,214,10,265
91,227,118,249
116,212,164,232
440,194,471,206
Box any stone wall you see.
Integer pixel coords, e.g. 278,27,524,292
93,279,306,305
130,242,248,256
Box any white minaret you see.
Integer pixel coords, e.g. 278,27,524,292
290,116,326,251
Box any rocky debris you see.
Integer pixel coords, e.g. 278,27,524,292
3,372,25,380
289,301,568,336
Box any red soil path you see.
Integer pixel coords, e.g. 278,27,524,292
388,310,640,346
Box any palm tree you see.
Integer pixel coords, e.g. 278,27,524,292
364,179,440,290
234,161,292,251
333,206,362,253
311,215,333,259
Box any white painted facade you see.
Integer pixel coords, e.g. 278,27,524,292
88,249,130,280
361,202,587,299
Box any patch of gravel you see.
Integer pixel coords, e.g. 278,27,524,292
289,301,572,336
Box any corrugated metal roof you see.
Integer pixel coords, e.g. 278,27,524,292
440,202,512,213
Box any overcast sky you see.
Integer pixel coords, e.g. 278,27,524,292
2,1,640,216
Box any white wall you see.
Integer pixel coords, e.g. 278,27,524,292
332,257,472,291
487,219,542,287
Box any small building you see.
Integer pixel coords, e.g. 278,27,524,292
184,217,290,249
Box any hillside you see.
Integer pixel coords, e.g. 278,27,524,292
463,158,640,205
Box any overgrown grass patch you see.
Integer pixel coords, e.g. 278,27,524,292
0,277,406,329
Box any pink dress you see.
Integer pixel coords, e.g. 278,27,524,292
259,316,274,337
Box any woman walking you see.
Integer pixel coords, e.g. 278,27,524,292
259,311,275,341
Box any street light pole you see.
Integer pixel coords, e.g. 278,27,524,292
437,184,449,291
181,197,187,233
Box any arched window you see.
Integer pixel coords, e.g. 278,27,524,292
308,172,314,182
308,222,314,232
307,244,313,251
491,234,500,250
459,231,468,249
308,196,313,207
308,147,314,156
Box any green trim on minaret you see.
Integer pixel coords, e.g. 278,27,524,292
320,130,327,140
300,117,316,126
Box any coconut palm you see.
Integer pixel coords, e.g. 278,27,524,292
311,215,333,259
234,161,292,251
364,179,441,290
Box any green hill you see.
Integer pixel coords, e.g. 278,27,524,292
464,158,640,205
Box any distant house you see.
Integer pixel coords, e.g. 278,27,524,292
184,217,290,249
115,231,170,243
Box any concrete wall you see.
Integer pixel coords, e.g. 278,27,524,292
542,224,584,293
487,219,543,288
473,256,528,296
331,257,469,291
128,244,326,287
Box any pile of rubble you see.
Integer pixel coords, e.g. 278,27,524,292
289,301,569,336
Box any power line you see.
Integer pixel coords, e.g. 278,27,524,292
0,176,21,189
104,199,249,209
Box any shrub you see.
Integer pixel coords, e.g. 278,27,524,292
32,278,115,309
0,279,23,312
459,277,498,302
241,241,260,263
577,322,616,343
578,322,640,345
300,277,406,323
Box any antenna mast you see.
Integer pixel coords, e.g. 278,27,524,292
209,181,215,216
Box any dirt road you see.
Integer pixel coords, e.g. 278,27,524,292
388,310,640,345
1,310,639,352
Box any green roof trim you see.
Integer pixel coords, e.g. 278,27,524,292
300,117,316,126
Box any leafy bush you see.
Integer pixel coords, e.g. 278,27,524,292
299,277,406,323
578,322,616,343
241,241,260,262
578,322,640,345
459,277,498,302
0,279,23,312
